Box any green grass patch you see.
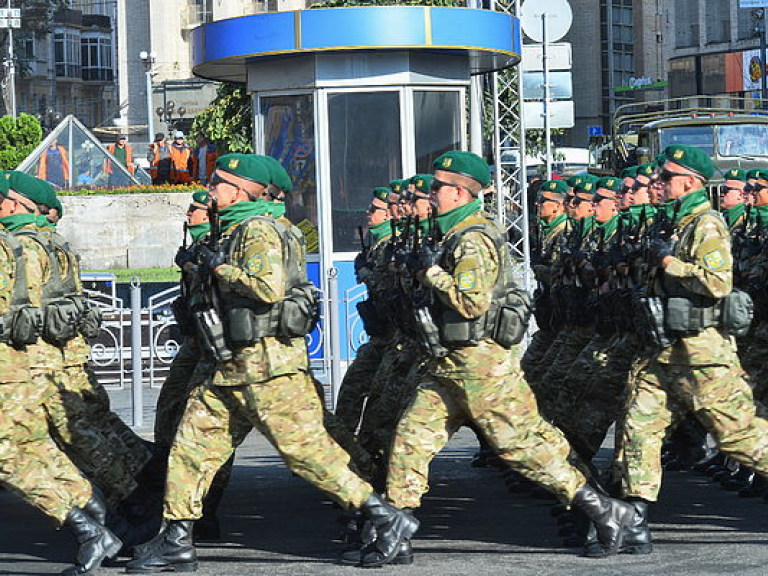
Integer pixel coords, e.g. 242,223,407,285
84,267,181,283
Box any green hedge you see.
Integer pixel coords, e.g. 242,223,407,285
60,184,206,197
84,267,181,283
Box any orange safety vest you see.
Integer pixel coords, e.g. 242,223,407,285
37,145,70,184
105,143,135,174
169,145,191,184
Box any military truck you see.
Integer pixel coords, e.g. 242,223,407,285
589,96,768,181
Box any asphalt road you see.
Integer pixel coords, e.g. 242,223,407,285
2,420,768,575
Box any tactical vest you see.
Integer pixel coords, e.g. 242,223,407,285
657,209,752,337
0,229,42,346
218,215,319,347
429,213,531,349
16,227,100,345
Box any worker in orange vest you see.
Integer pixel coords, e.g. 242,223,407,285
148,133,171,185
38,139,70,188
105,134,135,186
169,130,192,185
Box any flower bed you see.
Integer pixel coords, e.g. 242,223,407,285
59,184,207,197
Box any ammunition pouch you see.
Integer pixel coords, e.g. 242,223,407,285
0,306,43,347
720,289,753,337
72,297,102,340
194,308,233,362
43,298,82,346
491,287,532,348
223,306,277,348
278,281,320,338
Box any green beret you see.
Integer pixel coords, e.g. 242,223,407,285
655,153,666,167
746,168,768,182
259,155,293,193
620,166,639,179
567,173,597,188
0,171,10,198
540,180,569,195
597,176,622,193
410,174,433,196
192,190,210,205
637,163,656,178
724,168,748,182
215,153,270,186
574,179,597,196
7,171,54,205
434,150,491,188
388,179,407,195
662,145,714,181
372,187,390,203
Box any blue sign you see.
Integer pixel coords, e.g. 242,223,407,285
588,126,603,137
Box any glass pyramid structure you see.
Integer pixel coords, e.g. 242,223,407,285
16,115,151,189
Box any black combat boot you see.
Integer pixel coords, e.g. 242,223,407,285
571,485,634,558
721,465,754,491
620,499,652,554
61,506,122,576
340,539,414,565
739,473,768,498
355,494,419,568
82,489,108,526
125,520,198,574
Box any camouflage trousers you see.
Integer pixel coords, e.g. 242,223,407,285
521,328,559,386
738,323,768,418
42,364,150,506
533,325,594,422
164,371,374,520
386,340,586,509
335,336,390,435
0,347,92,524
622,356,768,502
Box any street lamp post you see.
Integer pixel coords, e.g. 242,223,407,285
139,50,156,142
0,1,21,118
156,101,187,131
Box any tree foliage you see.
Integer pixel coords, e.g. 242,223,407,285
190,83,253,153
0,113,43,170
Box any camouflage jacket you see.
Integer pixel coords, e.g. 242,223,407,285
212,214,308,385
0,230,31,383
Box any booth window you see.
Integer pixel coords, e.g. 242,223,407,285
328,91,402,252
414,91,461,174
261,94,319,254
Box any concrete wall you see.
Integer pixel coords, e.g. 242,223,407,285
57,193,188,270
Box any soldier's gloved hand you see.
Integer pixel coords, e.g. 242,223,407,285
198,245,227,271
354,252,368,274
648,237,675,267
174,246,197,269
417,244,441,269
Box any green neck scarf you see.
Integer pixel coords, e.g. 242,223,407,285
436,199,482,235
750,203,768,226
669,188,710,223
218,200,271,231
597,214,619,240
578,215,596,239
267,201,286,220
539,212,568,237
0,213,37,232
368,220,392,244
722,203,746,229
188,222,211,242
35,215,56,229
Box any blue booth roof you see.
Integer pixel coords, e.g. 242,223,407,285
191,6,520,83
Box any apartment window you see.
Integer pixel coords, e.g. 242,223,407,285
675,0,700,48
81,33,113,81
54,29,82,78
705,0,730,43
191,0,212,23
738,8,760,40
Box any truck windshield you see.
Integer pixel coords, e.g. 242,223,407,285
659,126,714,155
718,124,768,157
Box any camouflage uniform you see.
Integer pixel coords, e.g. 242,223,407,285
387,212,587,509
0,228,92,524
15,223,143,506
622,192,768,502
164,214,374,520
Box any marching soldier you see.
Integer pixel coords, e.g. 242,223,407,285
619,145,768,553
362,151,634,563
128,154,417,572
720,168,748,233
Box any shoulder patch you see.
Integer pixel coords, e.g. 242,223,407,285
246,254,264,276
457,270,477,291
702,249,725,271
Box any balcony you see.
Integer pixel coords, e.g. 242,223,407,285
54,8,82,27
83,14,111,30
